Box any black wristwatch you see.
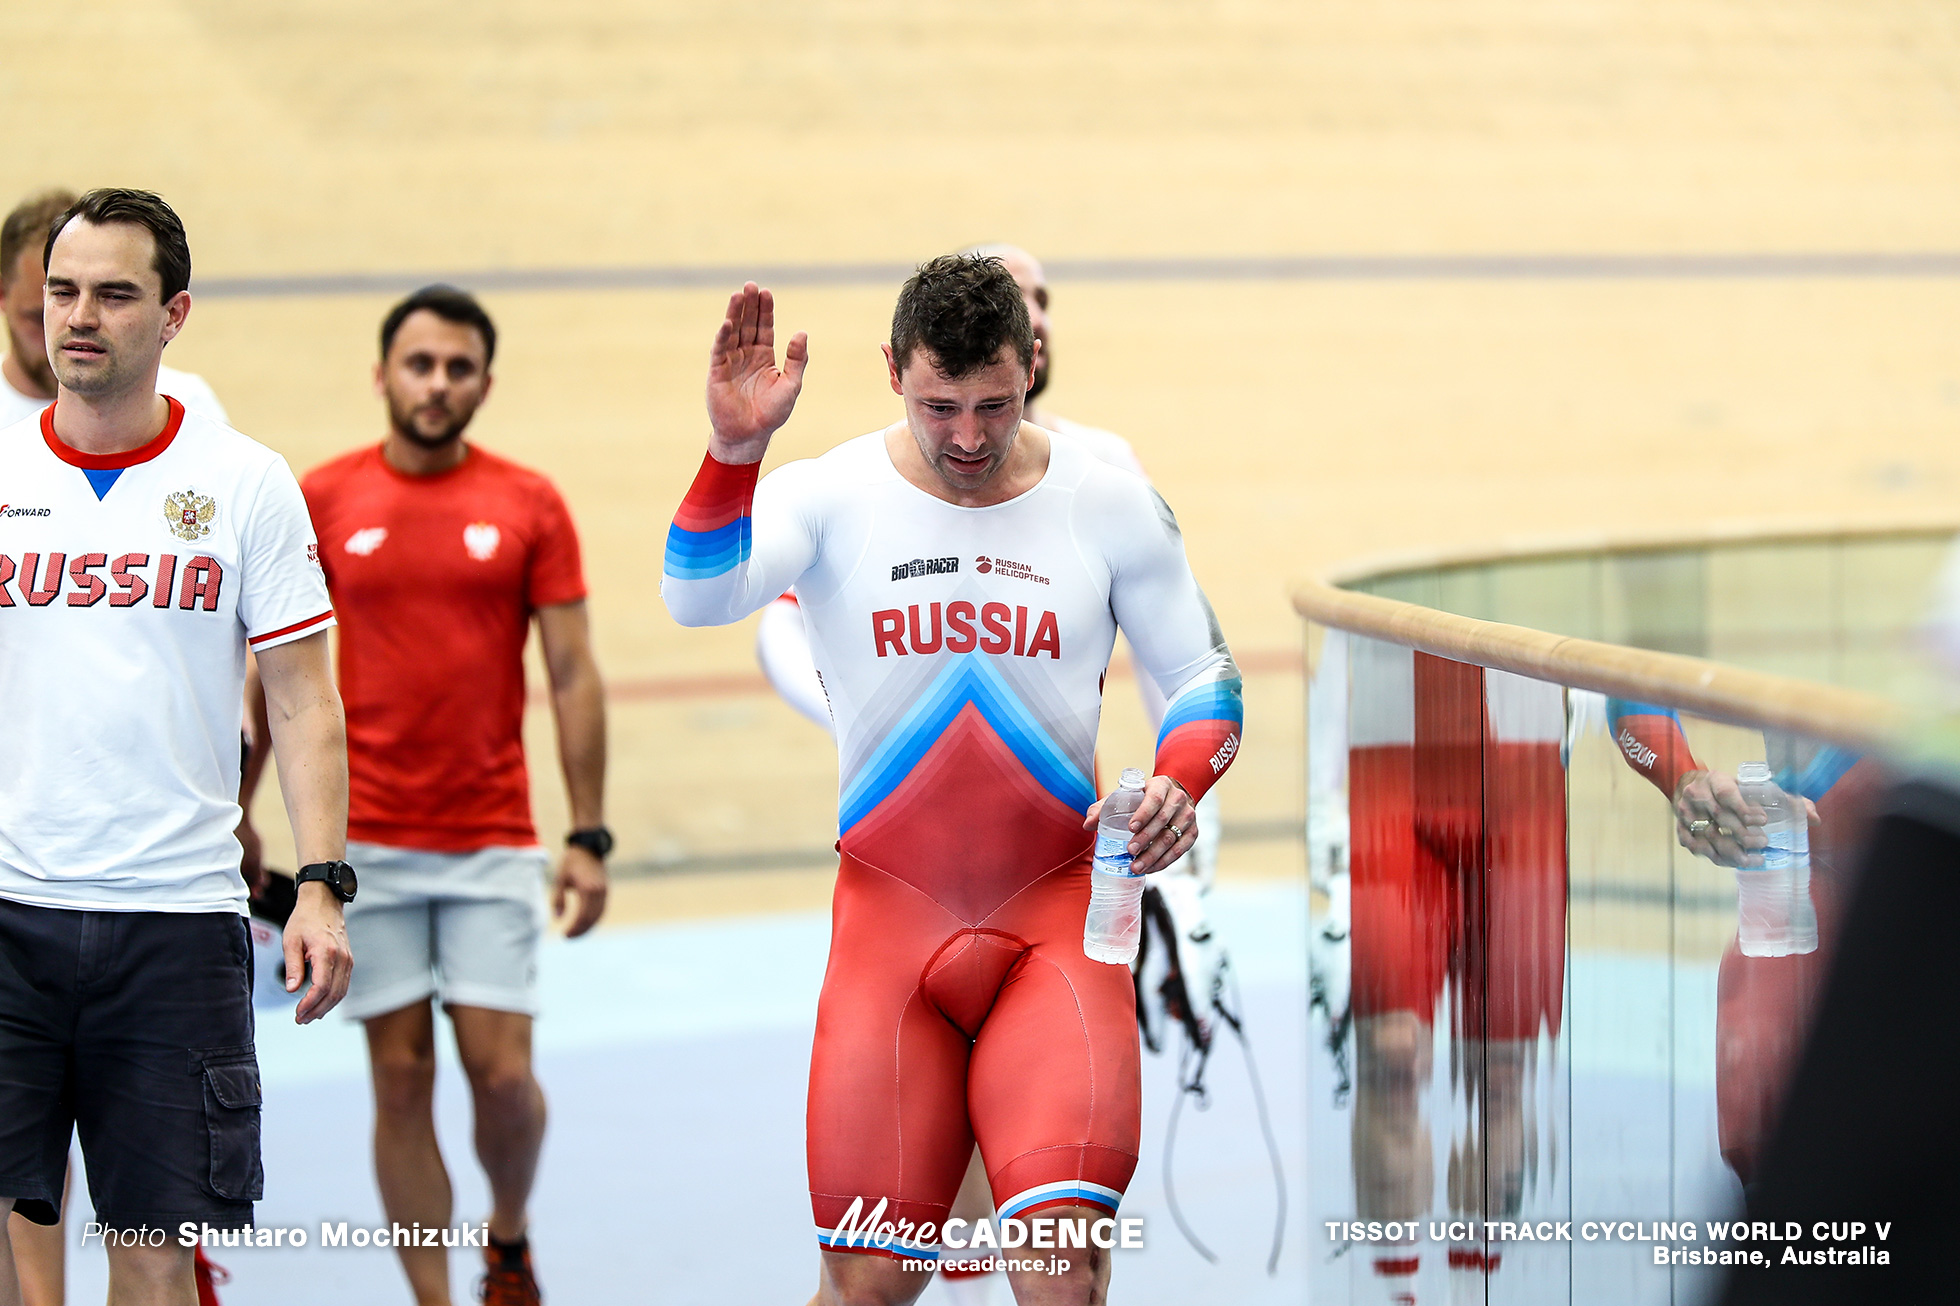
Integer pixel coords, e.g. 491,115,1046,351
566,827,614,860
295,860,359,904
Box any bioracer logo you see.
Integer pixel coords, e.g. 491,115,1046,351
891,556,959,581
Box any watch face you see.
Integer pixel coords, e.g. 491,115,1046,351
335,863,358,899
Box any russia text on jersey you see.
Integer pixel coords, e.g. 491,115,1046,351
1605,699,1699,794
1606,697,1860,801
1156,674,1244,786
0,551,224,610
0,551,330,643
871,603,1061,659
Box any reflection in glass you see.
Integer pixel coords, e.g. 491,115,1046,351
1308,621,1883,1305
1320,638,1568,1304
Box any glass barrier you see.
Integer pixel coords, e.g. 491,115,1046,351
1304,627,1884,1306
1346,529,1954,699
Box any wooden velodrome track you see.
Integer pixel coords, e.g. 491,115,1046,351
7,1,1960,923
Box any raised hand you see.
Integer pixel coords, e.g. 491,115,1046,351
707,282,809,463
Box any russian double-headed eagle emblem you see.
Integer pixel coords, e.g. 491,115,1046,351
164,489,217,541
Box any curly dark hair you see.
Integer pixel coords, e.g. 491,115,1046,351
890,254,1034,380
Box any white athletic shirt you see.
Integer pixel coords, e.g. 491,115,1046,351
754,417,1157,737
0,361,229,429
0,399,334,912
664,430,1243,880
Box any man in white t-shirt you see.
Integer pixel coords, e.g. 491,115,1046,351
0,189,353,1306
1,185,247,1306
1,189,228,430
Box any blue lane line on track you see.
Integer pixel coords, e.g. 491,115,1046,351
189,251,1960,299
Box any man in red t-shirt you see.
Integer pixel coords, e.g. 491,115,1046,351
256,285,608,1306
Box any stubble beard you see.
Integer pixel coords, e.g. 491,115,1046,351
388,393,474,449
921,426,1014,492
932,450,999,487
49,338,127,399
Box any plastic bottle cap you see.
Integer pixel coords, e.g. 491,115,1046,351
1119,767,1146,789
1737,761,1772,783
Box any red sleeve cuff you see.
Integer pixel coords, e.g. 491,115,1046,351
673,452,761,534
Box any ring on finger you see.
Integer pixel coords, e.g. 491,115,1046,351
1167,824,1184,841
1688,819,1711,835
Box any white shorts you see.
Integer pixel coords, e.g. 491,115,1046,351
341,841,550,1022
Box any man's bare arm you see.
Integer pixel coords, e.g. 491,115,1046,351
255,631,352,1023
236,653,273,888
538,600,608,937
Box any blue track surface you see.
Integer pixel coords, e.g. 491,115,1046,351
59,883,1312,1304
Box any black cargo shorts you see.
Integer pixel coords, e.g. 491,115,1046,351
0,899,261,1232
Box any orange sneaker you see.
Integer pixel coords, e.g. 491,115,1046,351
193,1247,230,1306
477,1239,542,1306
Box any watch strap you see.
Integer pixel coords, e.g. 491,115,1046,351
566,827,614,860
296,860,356,903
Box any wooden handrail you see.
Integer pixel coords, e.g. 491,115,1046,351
1292,576,1905,749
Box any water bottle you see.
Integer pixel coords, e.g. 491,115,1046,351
1733,761,1819,958
1084,768,1149,965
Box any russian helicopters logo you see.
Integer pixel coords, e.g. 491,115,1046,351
976,555,1048,585
0,504,51,517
